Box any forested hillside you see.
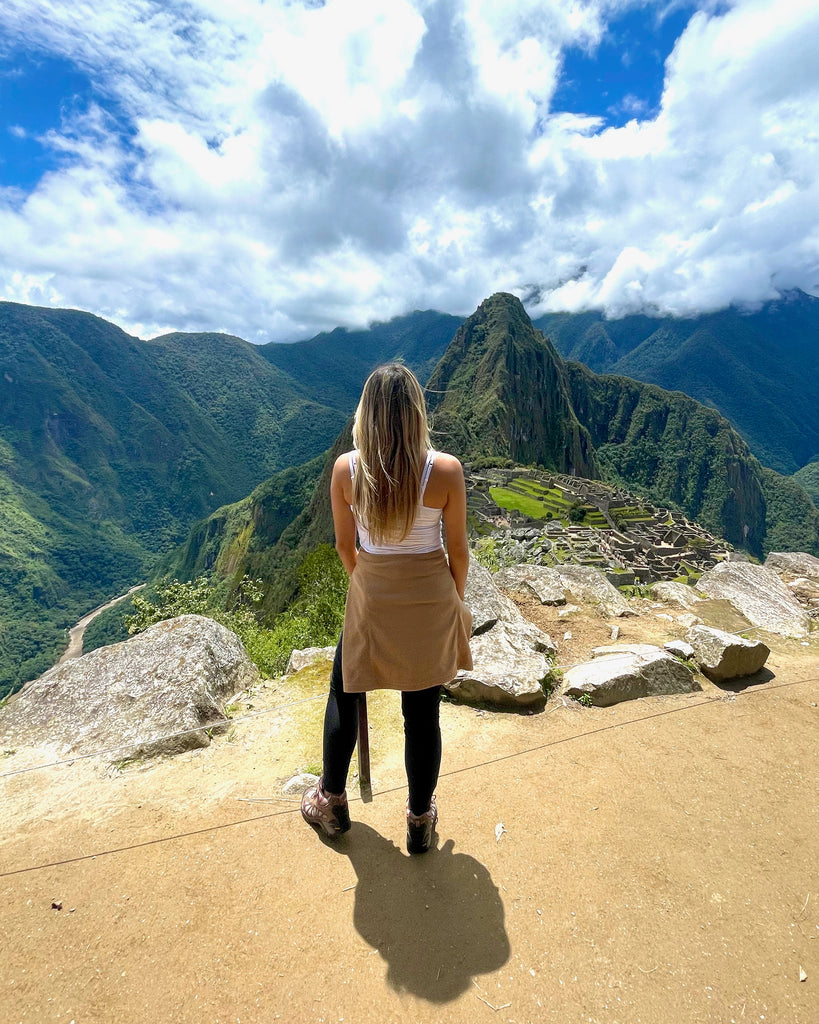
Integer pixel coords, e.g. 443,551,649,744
535,291,819,475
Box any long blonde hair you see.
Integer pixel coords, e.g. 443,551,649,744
351,363,432,544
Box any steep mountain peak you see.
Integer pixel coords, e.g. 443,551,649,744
425,292,598,476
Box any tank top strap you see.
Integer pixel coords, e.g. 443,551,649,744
420,450,436,497
349,451,357,479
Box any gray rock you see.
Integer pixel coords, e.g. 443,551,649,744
685,625,770,682
561,648,699,707
676,613,703,629
493,564,566,605
283,772,319,795
652,581,703,610
591,643,661,658
445,620,553,708
697,562,810,638
0,615,258,760
786,577,819,605
465,558,523,635
765,551,819,582
664,640,696,660
285,646,336,675
555,564,635,617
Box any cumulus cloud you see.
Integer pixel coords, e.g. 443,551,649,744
0,0,817,341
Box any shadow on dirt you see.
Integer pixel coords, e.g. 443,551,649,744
321,822,511,1002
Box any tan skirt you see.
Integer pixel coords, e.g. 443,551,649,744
341,548,473,693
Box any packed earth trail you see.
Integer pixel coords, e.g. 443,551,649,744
2,599,818,1024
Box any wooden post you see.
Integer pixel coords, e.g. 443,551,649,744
357,694,372,800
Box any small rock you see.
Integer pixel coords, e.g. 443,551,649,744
610,625,621,641
676,613,702,629
563,631,573,641
664,640,695,660
283,772,319,795
557,604,581,618
285,646,336,675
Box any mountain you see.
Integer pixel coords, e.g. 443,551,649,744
534,291,819,475
259,310,463,413
425,295,598,476
0,302,461,695
168,294,818,630
0,302,347,694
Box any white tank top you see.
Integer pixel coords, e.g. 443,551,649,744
349,450,444,555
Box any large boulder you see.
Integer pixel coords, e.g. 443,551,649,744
685,625,770,682
464,558,523,635
561,647,699,707
764,552,819,583
445,620,554,708
493,565,566,605
555,564,635,618
651,581,703,610
0,615,259,760
697,562,810,638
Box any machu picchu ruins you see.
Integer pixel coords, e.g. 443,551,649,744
465,465,734,586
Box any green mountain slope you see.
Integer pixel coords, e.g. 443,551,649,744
793,460,819,508
171,294,817,630
535,292,819,475
258,310,462,413
426,294,598,476
0,302,346,694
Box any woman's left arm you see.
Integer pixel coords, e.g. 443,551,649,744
440,455,469,600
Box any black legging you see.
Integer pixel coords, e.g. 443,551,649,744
322,634,442,816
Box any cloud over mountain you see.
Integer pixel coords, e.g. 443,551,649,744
0,0,817,341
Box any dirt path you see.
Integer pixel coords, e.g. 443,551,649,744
58,583,147,664
2,608,818,1023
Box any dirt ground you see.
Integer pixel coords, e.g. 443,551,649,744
1,597,818,1024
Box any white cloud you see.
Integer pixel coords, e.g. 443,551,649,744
0,0,817,340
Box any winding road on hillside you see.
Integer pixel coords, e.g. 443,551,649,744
58,583,147,664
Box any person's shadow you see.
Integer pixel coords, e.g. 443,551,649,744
321,823,510,1002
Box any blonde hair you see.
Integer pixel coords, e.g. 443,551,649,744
351,363,432,544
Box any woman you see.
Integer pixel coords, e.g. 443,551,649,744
301,363,473,853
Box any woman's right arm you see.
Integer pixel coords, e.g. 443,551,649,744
331,453,358,576
440,455,469,600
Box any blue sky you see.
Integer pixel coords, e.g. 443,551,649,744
0,0,817,342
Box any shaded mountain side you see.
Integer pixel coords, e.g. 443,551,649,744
258,310,463,412
161,453,328,587
426,294,598,476
566,363,819,556
535,291,819,475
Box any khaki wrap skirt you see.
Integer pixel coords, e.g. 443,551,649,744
341,548,473,693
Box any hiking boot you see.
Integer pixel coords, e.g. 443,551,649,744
301,778,351,837
407,794,438,854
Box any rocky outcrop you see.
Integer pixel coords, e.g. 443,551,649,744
493,564,566,605
685,625,770,682
446,620,554,708
554,565,635,618
764,551,819,582
561,646,699,707
464,559,524,634
450,560,556,707
0,615,258,760
697,562,810,638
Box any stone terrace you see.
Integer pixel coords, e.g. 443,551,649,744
465,465,734,584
